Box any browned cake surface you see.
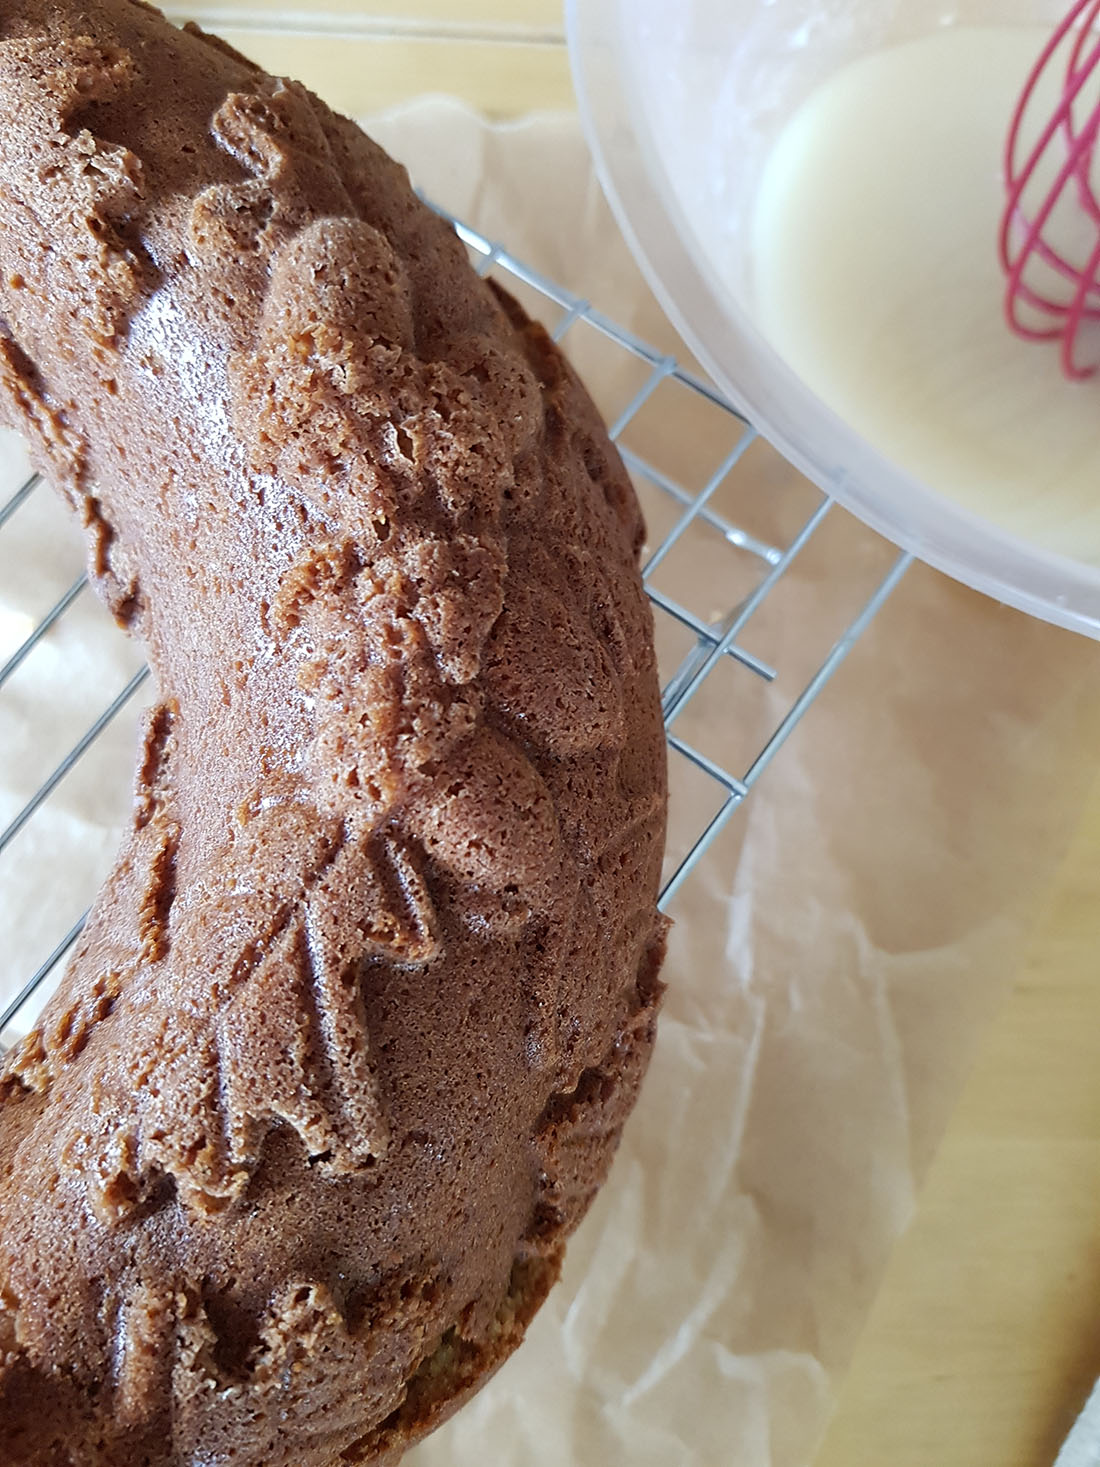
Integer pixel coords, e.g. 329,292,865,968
0,2,667,1464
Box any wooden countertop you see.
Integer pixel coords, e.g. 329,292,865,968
166,1,575,117
816,773,1100,1467
176,6,1100,1461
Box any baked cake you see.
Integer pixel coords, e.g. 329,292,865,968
0,4,668,1462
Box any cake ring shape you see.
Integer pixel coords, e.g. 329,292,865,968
0,4,668,1463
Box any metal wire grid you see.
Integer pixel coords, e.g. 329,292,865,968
0,208,911,1043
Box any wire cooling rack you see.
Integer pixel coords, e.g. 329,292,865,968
0,209,911,1048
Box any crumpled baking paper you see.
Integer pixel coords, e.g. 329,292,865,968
2,101,1099,1467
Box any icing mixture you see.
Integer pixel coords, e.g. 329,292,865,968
751,27,1100,563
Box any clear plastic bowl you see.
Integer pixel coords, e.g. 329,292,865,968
566,0,1100,637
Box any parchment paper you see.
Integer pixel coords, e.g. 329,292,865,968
2,101,1100,1467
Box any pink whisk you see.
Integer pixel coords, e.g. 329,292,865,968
1000,0,1100,380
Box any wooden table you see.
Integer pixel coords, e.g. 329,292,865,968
177,6,1100,1462
816,774,1100,1467
169,1,574,117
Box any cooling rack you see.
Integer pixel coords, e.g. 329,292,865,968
0,209,912,1048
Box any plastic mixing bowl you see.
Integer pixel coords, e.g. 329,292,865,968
566,0,1100,637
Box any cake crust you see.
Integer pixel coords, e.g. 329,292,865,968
0,4,668,1462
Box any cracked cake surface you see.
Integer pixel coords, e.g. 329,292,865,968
0,3,668,1463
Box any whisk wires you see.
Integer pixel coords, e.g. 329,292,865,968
1001,0,1100,378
